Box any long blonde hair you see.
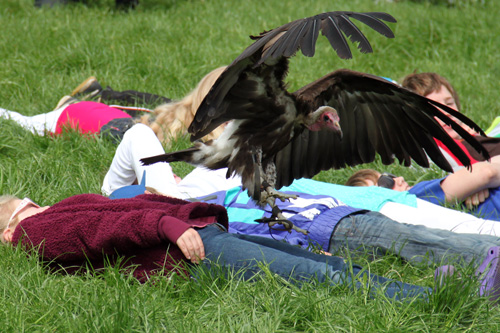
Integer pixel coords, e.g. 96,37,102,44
140,66,227,144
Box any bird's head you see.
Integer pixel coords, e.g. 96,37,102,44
305,106,342,137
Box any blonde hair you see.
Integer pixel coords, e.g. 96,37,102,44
140,66,227,144
0,195,19,243
345,169,380,187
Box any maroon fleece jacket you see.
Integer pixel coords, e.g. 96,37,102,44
12,193,228,281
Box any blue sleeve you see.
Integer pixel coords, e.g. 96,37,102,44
408,177,447,205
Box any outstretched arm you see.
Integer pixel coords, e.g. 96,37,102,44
440,155,500,206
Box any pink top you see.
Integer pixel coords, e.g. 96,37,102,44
55,101,132,134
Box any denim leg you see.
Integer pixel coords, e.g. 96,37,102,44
198,225,429,300
330,211,500,265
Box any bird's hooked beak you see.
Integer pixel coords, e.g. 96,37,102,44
321,110,342,139
306,106,343,139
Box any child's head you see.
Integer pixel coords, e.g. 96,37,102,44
402,72,461,111
401,72,479,140
345,169,379,187
346,169,410,191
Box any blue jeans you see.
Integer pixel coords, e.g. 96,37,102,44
330,211,500,265
198,224,430,301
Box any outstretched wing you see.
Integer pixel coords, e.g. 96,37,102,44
189,11,397,141
247,11,396,63
273,69,490,189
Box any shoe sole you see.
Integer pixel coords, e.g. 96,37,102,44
54,96,79,110
476,246,500,302
71,76,99,97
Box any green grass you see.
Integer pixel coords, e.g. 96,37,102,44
2,0,500,330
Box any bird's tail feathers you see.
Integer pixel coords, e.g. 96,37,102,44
140,147,200,166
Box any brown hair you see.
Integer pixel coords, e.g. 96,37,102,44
401,72,461,110
140,67,227,144
345,169,380,187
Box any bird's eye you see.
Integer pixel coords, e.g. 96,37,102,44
323,115,330,122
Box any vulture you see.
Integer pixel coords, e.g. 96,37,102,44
142,10,489,234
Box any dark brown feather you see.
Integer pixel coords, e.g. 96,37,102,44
270,69,489,189
143,11,488,205
189,11,397,141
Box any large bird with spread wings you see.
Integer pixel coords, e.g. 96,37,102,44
142,11,489,233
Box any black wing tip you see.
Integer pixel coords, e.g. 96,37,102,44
140,157,153,165
140,155,166,165
298,11,396,59
364,11,397,23
252,10,397,61
250,29,272,40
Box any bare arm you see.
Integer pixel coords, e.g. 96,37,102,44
441,156,500,204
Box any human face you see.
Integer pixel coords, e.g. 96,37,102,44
3,198,50,243
7,198,39,227
426,85,462,140
426,85,478,140
375,172,410,192
377,173,397,189
426,85,458,111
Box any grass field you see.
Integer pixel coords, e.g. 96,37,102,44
1,0,500,331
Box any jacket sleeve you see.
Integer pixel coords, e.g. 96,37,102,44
157,216,192,244
14,210,168,262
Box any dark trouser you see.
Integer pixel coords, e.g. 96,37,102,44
100,88,171,107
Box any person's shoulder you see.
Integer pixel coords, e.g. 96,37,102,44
134,193,189,205
55,193,108,206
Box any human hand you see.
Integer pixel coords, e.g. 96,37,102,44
460,122,479,137
176,228,205,263
464,189,489,209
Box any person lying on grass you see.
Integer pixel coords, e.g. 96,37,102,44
101,123,500,302
0,68,225,145
346,165,500,222
0,76,169,139
0,193,427,302
402,71,500,170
